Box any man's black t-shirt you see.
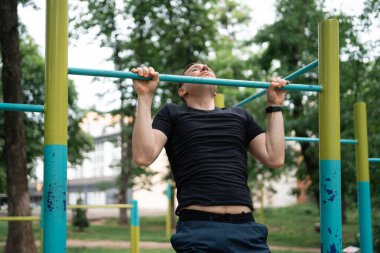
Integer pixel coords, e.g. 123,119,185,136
152,103,264,214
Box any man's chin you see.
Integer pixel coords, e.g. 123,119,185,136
200,74,216,78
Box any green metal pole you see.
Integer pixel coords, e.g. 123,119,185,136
354,102,373,252
43,0,68,252
318,19,342,252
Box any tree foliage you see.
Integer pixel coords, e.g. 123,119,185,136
72,198,90,231
247,0,380,230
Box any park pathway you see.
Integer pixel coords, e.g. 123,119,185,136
66,239,320,252
0,240,320,252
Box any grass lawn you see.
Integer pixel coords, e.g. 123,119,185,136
262,203,361,247
0,247,312,253
1,203,377,250
67,249,313,253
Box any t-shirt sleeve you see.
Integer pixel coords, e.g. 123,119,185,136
245,110,265,142
152,104,172,138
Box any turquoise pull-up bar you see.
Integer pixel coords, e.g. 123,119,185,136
234,60,319,107
68,67,322,92
285,60,318,80
0,103,44,113
285,136,357,144
369,158,380,163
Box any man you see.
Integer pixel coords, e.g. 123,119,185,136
132,63,287,253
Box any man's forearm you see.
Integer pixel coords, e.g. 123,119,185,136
265,111,285,165
132,95,155,164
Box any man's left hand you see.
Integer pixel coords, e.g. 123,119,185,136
267,77,288,106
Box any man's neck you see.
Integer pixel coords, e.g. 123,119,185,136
185,96,215,111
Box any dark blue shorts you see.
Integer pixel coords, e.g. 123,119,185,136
171,211,271,253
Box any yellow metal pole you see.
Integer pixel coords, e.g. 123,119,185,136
0,216,40,221
318,19,342,252
215,94,225,108
165,181,172,239
259,186,265,223
44,0,68,252
354,102,373,253
40,228,43,253
130,200,140,253
67,204,132,209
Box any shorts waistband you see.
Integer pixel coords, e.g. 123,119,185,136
178,209,254,224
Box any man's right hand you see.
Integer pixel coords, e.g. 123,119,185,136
131,65,159,96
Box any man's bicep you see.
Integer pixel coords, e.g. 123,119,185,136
248,133,268,163
153,129,168,160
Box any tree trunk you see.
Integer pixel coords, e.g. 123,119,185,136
0,1,37,252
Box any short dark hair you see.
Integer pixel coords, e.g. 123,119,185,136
178,62,202,89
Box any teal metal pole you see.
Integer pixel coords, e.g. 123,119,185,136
369,158,380,163
234,60,319,107
68,67,322,92
0,103,44,113
285,137,357,144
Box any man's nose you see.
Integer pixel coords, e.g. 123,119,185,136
201,65,209,71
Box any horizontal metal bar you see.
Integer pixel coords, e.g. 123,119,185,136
0,216,40,221
67,204,132,209
285,137,320,142
233,90,266,107
340,139,358,144
0,103,44,113
284,60,318,81
369,158,380,163
285,137,358,144
234,60,319,107
68,67,322,92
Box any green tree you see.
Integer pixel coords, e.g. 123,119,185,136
0,3,93,252
0,0,38,251
251,0,380,230
72,198,90,231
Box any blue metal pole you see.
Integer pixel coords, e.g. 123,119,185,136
369,158,380,163
234,60,319,107
68,67,322,92
0,103,44,113
285,137,357,144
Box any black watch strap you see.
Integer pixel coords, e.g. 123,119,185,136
266,106,282,113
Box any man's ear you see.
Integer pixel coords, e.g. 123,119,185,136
178,86,188,98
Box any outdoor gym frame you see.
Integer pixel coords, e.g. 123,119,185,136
68,19,343,252
0,0,378,252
